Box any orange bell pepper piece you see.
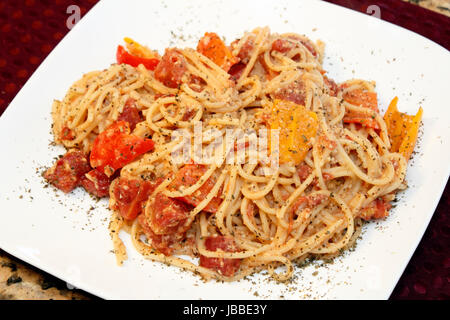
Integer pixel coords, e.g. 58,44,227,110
197,32,238,71
383,97,423,161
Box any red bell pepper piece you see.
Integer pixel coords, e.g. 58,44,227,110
116,45,159,71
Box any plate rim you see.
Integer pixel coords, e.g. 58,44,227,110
0,0,449,300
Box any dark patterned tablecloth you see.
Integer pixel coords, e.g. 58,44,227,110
0,0,448,300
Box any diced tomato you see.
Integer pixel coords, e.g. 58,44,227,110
154,48,187,88
188,74,207,93
298,38,317,57
272,37,317,57
60,126,75,141
273,79,306,106
111,177,162,220
199,236,241,277
311,169,335,188
359,198,392,220
296,163,312,182
168,164,223,213
318,135,337,151
307,194,328,207
204,236,239,252
291,36,317,57
182,108,197,121
149,192,191,235
80,169,111,198
342,87,380,129
90,121,154,176
138,214,182,256
197,32,238,72
116,45,159,70
228,62,246,82
231,38,254,64
272,39,296,53
137,192,192,255
343,88,379,112
246,201,257,218
44,150,91,193
117,98,143,131
288,194,327,230
323,75,338,97
291,194,328,213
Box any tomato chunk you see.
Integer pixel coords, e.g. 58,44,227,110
342,87,380,129
344,88,379,112
169,164,223,213
298,38,317,57
116,45,160,70
60,126,75,141
188,74,207,93
230,38,255,64
291,194,328,213
154,48,187,88
228,62,246,82
80,169,111,198
117,98,143,131
149,192,191,235
318,135,337,151
272,37,317,57
323,75,338,97
138,214,183,256
182,108,197,121
296,163,312,182
199,236,241,277
288,194,328,232
44,150,91,193
246,201,257,219
273,79,307,105
138,192,192,255
272,39,296,53
197,32,238,72
359,198,392,220
111,177,162,220
90,121,154,176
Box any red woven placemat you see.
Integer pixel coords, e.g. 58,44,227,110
0,0,448,300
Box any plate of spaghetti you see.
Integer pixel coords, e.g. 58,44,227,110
0,0,449,299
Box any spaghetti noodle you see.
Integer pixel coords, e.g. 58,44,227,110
45,27,422,282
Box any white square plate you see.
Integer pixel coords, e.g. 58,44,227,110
0,0,449,300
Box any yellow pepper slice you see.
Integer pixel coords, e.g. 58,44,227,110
263,99,318,164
